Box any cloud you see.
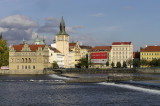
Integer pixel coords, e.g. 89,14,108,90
0,14,39,45
37,17,59,34
0,14,39,29
91,13,104,17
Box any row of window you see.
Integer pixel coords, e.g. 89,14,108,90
10,58,36,63
10,52,48,56
113,51,132,54
142,57,159,60
17,65,36,70
112,48,130,51
141,53,159,55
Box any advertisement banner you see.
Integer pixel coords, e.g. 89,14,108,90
91,52,108,64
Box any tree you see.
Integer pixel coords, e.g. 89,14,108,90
116,62,121,68
111,62,114,68
140,59,148,67
127,59,133,68
123,61,127,68
52,61,59,68
106,61,109,67
149,59,158,67
0,37,9,67
133,60,140,68
78,57,91,68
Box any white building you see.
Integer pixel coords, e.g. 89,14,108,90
48,46,64,68
111,42,133,67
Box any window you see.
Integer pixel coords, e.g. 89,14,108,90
28,65,30,69
25,66,27,69
33,66,35,69
17,65,19,70
22,65,24,69
142,53,143,55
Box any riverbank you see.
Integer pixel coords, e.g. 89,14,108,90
62,73,159,83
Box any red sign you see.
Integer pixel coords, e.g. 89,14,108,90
91,52,108,64
91,52,107,59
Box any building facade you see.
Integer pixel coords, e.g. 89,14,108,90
140,46,160,61
48,46,64,68
88,46,111,68
9,44,52,74
111,42,133,67
56,17,69,68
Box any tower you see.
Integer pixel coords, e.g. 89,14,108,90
56,16,69,68
35,35,40,45
0,33,2,39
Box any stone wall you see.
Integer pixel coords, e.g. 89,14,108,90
137,68,160,74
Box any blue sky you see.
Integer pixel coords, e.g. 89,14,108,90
0,0,160,51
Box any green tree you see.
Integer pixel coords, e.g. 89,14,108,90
111,62,114,68
140,59,148,67
123,61,127,68
116,62,121,68
127,59,133,68
106,61,109,67
0,38,9,67
52,61,59,68
149,59,158,67
78,57,91,68
133,60,140,68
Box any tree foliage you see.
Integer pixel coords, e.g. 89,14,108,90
127,59,133,68
52,61,59,68
133,60,140,68
0,38,9,67
111,62,114,68
78,57,92,68
116,62,121,68
106,61,109,66
123,61,127,68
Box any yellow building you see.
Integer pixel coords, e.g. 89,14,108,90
140,46,160,61
9,43,52,74
88,46,111,68
69,42,92,68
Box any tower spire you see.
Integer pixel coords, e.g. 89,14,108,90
59,16,67,35
0,32,2,39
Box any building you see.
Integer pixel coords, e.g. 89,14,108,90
80,45,92,58
69,42,81,68
9,43,52,74
69,42,92,68
140,46,160,61
88,46,111,68
111,42,133,67
48,46,64,68
56,16,69,68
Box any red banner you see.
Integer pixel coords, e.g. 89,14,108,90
91,52,108,64
91,52,107,59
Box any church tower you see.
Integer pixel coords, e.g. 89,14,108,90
56,16,69,68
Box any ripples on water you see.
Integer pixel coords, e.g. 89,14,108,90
0,74,160,106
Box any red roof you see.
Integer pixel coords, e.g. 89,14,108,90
69,43,76,47
112,42,131,45
49,46,61,53
89,46,111,52
140,46,160,52
13,44,45,52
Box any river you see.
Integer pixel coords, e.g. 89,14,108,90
0,74,160,106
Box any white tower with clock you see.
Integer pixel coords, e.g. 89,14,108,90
56,16,69,68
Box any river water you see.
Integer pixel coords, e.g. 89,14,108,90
0,74,160,106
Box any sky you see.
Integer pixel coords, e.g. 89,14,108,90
0,0,160,51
